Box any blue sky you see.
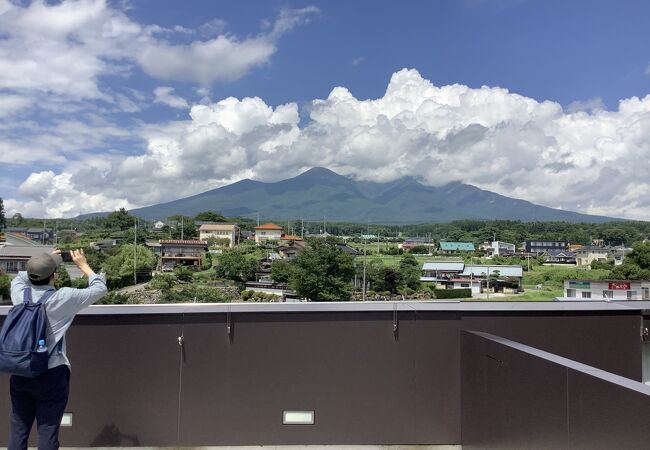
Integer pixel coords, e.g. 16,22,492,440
1,0,650,219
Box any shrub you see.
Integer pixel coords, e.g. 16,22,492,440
432,288,472,299
97,292,131,305
147,273,177,290
71,277,89,289
0,273,10,301
160,284,228,303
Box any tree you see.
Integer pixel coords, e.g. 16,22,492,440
169,216,198,239
102,244,156,287
0,273,10,301
288,240,355,301
11,212,24,226
271,260,293,283
398,254,421,290
104,208,136,231
214,250,258,283
0,197,5,229
54,265,71,289
194,211,226,222
627,242,650,270
201,252,212,270
173,265,194,282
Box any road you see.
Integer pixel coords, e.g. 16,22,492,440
5,233,41,246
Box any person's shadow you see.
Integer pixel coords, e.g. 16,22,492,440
90,423,140,446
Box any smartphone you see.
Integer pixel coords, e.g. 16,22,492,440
61,251,73,262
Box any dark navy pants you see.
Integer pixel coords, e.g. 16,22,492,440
8,365,70,450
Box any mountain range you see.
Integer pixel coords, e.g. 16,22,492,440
114,167,616,224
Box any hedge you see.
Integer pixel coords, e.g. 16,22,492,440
432,288,472,299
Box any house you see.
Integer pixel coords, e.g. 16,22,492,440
421,261,523,294
610,246,631,266
562,279,650,301
277,240,307,259
485,241,516,257
438,242,475,253
199,223,239,247
159,240,208,271
254,223,283,243
90,239,119,251
25,228,54,244
540,249,577,265
399,239,436,251
575,246,610,267
421,261,466,282
336,243,359,255
152,221,165,232
0,245,54,275
523,240,568,254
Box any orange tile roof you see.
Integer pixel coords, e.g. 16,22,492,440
255,223,283,230
281,234,304,241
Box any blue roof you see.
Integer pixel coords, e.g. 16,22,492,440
439,242,475,251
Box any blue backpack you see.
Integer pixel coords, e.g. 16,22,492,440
0,288,59,378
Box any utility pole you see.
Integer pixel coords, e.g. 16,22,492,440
257,213,260,227
301,219,304,239
133,219,137,285
486,266,490,301
180,216,184,240
323,216,326,235
362,239,367,301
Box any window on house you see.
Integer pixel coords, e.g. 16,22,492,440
603,290,613,299
627,291,637,300
582,292,591,299
566,289,576,297
643,288,650,300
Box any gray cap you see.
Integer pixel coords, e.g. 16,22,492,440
26,253,63,282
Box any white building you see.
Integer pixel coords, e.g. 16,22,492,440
562,279,650,300
199,223,239,247
487,241,516,257
254,223,283,243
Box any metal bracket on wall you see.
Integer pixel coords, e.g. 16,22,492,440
226,305,232,340
393,304,398,338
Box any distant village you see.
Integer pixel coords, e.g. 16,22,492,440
2,214,649,304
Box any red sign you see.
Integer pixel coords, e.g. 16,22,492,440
609,281,631,290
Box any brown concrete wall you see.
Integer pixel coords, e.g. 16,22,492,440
462,312,642,380
462,331,650,450
0,308,644,447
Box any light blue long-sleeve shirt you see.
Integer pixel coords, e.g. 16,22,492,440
11,271,108,370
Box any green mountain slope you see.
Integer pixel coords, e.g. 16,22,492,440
118,167,617,224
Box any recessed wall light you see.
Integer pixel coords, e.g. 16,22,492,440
61,413,73,427
283,410,314,425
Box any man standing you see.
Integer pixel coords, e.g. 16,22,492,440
7,249,107,450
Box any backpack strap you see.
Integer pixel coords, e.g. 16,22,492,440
22,288,56,305
22,289,62,356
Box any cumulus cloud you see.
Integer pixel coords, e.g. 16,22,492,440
6,69,650,220
0,0,319,98
153,87,189,109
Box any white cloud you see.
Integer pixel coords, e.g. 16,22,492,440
0,1,319,98
6,69,650,221
566,97,606,113
0,94,34,117
153,87,189,109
